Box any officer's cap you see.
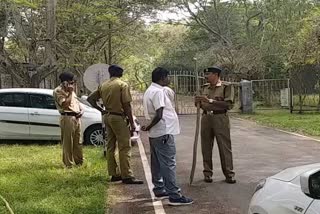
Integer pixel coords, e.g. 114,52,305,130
204,66,222,74
59,72,74,82
109,64,123,73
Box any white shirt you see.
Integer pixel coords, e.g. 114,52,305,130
164,86,175,108
143,83,180,138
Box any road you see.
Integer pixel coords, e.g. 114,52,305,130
106,115,320,214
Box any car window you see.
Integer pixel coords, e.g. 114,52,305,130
0,93,27,107
29,94,56,109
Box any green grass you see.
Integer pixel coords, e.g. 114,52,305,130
0,145,108,214
236,109,320,137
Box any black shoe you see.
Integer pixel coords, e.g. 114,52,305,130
122,177,144,184
154,192,169,200
168,196,194,206
110,176,122,182
204,176,213,183
225,177,236,184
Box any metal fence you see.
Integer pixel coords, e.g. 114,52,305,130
131,70,241,116
132,70,320,115
291,90,320,112
289,69,320,112
251,79,290,110
0,73,18,88
0,73,84,94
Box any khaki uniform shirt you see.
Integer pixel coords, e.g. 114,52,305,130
93,77,132,114
53,85,81,113
201,80,234,110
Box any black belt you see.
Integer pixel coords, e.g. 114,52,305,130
203,110,227,115
106,112,125,116
60,112,78,116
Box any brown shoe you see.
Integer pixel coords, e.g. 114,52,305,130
122,177,144,184
225,177,236,184
204,176,213,183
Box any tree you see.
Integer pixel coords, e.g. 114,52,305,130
0,0,172,88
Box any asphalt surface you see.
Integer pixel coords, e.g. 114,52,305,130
106,115,320,214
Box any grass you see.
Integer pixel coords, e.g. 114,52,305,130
236,109,320,137
0,145,108,214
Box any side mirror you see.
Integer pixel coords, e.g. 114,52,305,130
301,169,320,199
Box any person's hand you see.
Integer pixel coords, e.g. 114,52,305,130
195,95,209,103
76,110,84,119
200,102,211,111
130,124,136,136
215,96,224,101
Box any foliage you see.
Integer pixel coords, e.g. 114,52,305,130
2,0,320,89
161,0,319,80
0,0,169,87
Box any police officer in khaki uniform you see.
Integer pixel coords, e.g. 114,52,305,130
53,72,84,168
87,65,143,184
195,66,236,184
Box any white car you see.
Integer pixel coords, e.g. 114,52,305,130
0,88,140,145
248,163,320,214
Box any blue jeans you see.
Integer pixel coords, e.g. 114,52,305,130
149,134,181,199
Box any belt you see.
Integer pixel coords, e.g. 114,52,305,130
203,110,227,115
106,112,125,116
60,112,78,116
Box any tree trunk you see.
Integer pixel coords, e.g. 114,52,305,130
108,22,112,64
31,73,40,88
45,0,57,66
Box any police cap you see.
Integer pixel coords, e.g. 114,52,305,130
204,66,222,74
109,64,123,73
59,72,74,82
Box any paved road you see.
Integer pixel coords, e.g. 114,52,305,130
106,115,320,214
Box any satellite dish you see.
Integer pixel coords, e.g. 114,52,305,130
83,63,110,92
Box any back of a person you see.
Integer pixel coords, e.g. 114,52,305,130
99,78,124,113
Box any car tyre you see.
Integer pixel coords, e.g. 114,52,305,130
84,124,104,146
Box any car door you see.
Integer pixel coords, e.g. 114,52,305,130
28,93,60,140
0,92,30,139
305,200,320,214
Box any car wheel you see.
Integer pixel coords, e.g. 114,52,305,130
84,124,104,146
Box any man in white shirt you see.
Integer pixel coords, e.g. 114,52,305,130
164,86,175,108
142,67,193,206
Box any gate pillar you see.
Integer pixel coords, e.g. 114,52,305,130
240,80,253,113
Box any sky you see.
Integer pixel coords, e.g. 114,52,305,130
143,6,195,25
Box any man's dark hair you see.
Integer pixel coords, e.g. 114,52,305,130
109,65,124,77
59,72,74,82
152,67,169,83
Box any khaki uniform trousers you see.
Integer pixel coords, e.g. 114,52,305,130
104,114,133,179
201,113,235,178
60,116,83,167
